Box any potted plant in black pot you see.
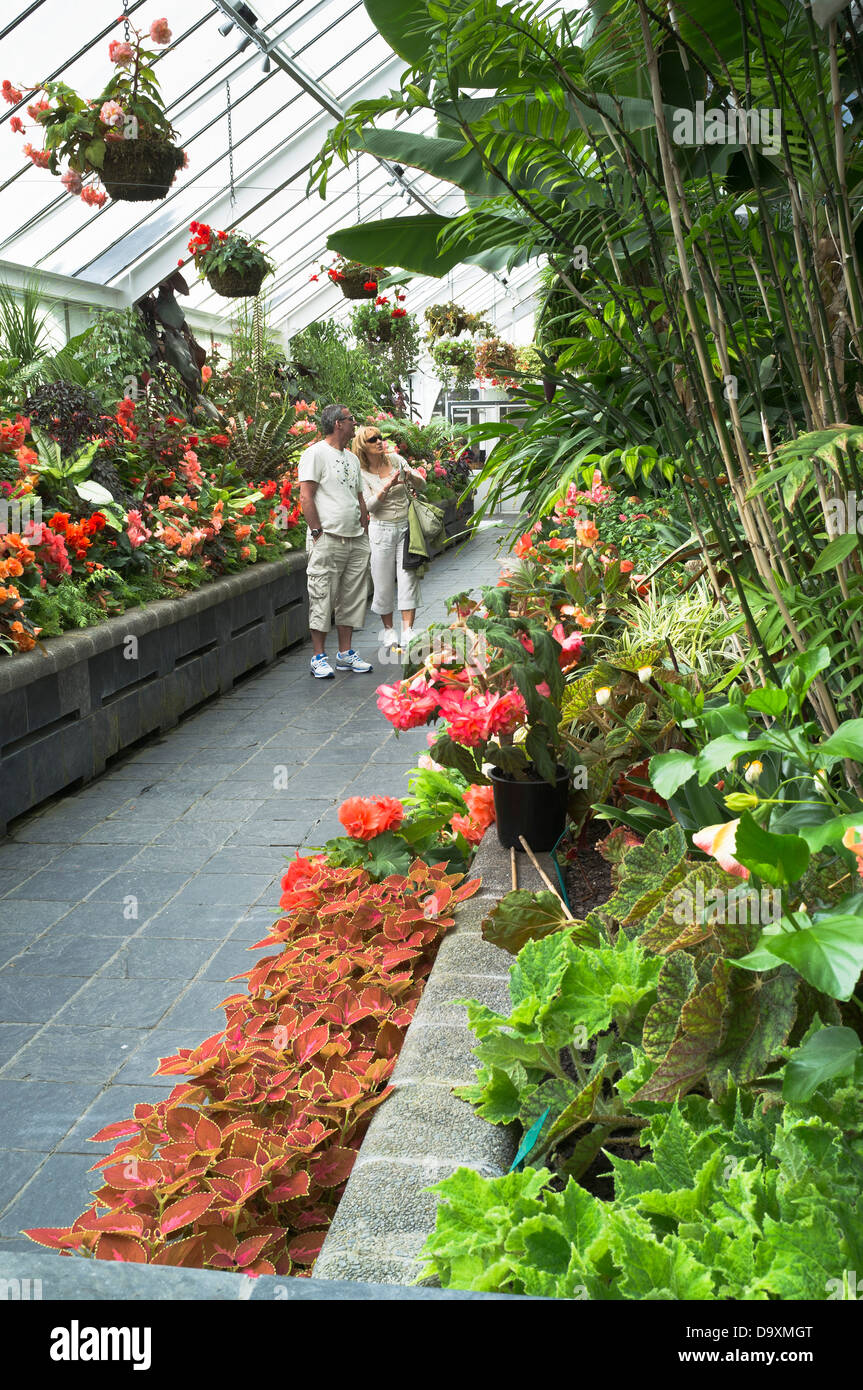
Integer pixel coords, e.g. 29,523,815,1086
186,221,274,298
375,584,574,852
5,16,185,206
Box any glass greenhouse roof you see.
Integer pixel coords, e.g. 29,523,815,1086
0,0,543,342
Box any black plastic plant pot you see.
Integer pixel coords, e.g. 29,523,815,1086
489,764,570,852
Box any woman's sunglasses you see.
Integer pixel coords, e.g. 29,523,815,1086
367,435,383,443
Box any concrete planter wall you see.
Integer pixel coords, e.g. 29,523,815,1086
314,832,553,1287
0,554,308,837
440,495,474,548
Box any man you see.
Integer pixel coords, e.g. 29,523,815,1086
298,403,373,679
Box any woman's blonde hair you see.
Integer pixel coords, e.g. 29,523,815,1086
352,425,397,470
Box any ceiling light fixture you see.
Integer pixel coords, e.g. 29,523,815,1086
217,4,258,39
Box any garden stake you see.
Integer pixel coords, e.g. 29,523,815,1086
518,836,573,919
511,846,518,891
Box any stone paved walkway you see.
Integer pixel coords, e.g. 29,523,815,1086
0,521,510,1256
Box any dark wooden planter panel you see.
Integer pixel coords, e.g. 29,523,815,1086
0,555,308,837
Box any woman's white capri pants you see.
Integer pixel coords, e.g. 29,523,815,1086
368,517,422,614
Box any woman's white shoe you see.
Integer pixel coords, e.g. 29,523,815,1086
380,627,400,650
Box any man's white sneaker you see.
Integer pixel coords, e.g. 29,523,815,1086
310,653,335,679
380,627,400,650
400,627,414,650
335,649,373,673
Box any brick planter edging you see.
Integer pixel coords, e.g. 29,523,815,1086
313,830,554,1287
0,553,308,836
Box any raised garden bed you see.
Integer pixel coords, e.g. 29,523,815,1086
0,554,308,837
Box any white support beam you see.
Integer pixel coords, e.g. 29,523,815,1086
0,258,127,311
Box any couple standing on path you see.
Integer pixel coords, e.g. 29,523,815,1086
298,403,429,679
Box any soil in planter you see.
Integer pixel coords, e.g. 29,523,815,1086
560,818,613,918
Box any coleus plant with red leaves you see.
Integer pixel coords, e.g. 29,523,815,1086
25,855,479,1275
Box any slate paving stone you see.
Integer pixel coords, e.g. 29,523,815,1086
87,869,192,903
0,1153,102,1236
157,981,236,1031
0,1026,38,1069
0,1081,103,1152
54,978,182,1030
41,905,139,938
200,849,287,875
5,869,122,902
221,828,304,849
127,847,216,874
0,975,85,1024
13,818,103,843
2,935,122,977
112,1030,209,1086
178,798,267,822
166,873,277,907
198,940,264,982
149,823,237,849
0,1027,149,1083
0,1150,46,1217
106,936,218,980
0,868,41,895
122,747,188,765
196,781,280,801
42,846,138,875
105,797,198,819
0,844,60,871
137,904,245,938
0,902,70,935
79,819,168,844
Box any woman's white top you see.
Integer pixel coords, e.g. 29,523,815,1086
361,453,427,523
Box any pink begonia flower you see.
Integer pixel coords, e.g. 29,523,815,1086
551,622,584,667
536,682,551,698
61,170,83,195
149,18,172,44
22,142,50,168
108,40,134,64
435,688,527,747
376,674,440,730
100,100,125,127
841,825,863,881
126,509,152,549
692,820,749,880
201,364,212,382
417,754,444,772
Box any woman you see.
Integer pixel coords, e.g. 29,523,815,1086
352,425,427,651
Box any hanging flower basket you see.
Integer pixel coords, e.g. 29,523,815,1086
339,267,387,300
187,222,274,299
4,18,184,211
316,256,388,299
206,263,268,298
101,138,185,203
